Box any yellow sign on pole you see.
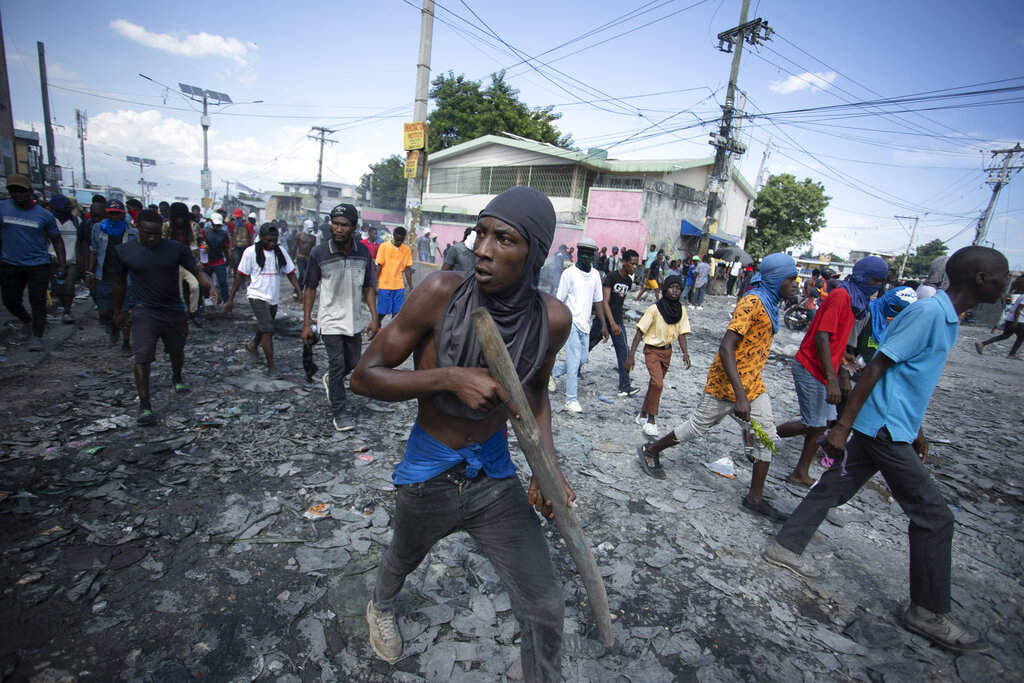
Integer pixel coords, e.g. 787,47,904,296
403,122,426,151
404,150,420,178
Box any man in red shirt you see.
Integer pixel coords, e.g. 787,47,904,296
777,256,888,485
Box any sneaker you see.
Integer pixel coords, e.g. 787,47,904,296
697,306,704,310
635,412,646,427
617,387,640,397
366,600,403,663
322,372,331,401
136,408,156,426
28,336,44,352
61,313,74,325
189,313,203,328
642,421,660,437
332,415,354,432
173,381,190,394
974,341,984,355
741,495,790,523
565,400,583,413
548,376,556,392
904,604,989,653
637,444,666,479
763,541,820,581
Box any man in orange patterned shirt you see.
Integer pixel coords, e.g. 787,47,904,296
638,253,799,522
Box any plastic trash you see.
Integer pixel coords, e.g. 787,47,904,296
303,503,332,520
598,396,614,404
703,456,736,479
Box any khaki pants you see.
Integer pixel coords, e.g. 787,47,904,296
178,266,199,313
641,345,672,416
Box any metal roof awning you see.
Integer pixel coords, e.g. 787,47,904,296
710,232,740,246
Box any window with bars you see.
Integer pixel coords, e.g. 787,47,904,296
428,164,581,198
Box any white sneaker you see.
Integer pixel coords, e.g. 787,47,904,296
366,600,403,663
697,305,704,310
635,412,646,426
565,400,583,413
642,422,660,437
548,376,556,392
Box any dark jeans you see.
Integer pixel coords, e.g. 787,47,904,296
205,263,229,302
323,333,361,416
727,275,738,296
1,263,50,337
776,428,953,614
610,327,631,391
981,321,1023,355
374,468,563,681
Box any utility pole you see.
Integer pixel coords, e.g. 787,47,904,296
403,0,435,238
974,143,1024,246
75,109,88,188
0,12,18,177
127,155,156,205
223,179,232,205
174,82,236,208
309,126,336,221
740,134,771,244
700,0,772,255
896,215,919,280
37,41,59,196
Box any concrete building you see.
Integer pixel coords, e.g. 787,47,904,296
420,134,755,258
280,180,358,205
14,129,43,190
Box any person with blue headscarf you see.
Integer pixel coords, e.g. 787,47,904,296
777,255,889,486
639,253,799,522
858,286,918,360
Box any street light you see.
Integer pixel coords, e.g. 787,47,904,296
127,156,157,205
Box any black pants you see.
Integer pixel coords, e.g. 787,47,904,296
981,321,1023,356
776,427,954,614
727,275,738,296
374,468,563,681
322,333,362,416
1,263,50,337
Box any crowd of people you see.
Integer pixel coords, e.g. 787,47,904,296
3,175,1021,678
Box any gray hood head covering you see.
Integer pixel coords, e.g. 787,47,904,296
433,186,556,420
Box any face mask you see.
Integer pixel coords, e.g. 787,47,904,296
576,249,595,272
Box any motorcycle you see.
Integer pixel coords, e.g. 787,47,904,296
784,296,813,332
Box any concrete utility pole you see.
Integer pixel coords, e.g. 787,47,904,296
173,82,235,208
309,126,336,221
974,143,1024,246
0,12,18,177
37,41,59,196
403,0,435,237
700,0,772,255
740,134,771,243
75,109,88,188
127,155,156,205
896,215,919,280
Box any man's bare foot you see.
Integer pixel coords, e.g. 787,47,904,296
245,339,258,353
787,473,814,487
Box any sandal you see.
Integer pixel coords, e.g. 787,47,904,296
637,444,666,480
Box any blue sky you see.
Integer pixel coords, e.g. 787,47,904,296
4,0,1023,266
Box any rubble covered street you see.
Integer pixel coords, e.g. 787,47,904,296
1,291,1022,682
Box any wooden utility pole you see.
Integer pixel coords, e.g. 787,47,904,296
974,144,1023,246
700,0,772,255
309,126,336,222
403,0,434,237
37,41,59,195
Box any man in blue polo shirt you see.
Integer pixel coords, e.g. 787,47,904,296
764,246,1009,654
0,174,65,351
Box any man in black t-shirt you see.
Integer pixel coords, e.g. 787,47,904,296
603,249,639,395
109,210,218,425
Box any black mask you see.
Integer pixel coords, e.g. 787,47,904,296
576,249,595,273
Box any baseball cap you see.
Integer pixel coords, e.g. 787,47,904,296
210,213,224,225
248,212,256,219
577,237,598,251
105,199,126,213
233,208,244,218
6,174,31,190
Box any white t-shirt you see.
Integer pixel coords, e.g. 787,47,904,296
1003,293,1024,324
47,218,79,265
730,261,742,277
556,265,603,333
237,245,296,304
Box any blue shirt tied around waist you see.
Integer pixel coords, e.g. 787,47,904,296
392,422,517,485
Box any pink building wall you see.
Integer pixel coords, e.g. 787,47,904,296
583,189,649,255
361,209,403,224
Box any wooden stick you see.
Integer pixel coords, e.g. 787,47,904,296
471,307,614,647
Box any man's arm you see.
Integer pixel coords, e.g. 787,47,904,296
350,273,511,412
718,330,748,418
224,268,245,316
403,264,413,290
602,284,620,336
592,298,608,342
111,272,127,326
624,326,643,373
822,353,896,458
286,270,302,298
48,233,67,271
301,286,317,344
814,330,841,404
363,285,379,339
676,331,690,369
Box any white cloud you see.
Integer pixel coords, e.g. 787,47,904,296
769,71,837,95
109,19,257,69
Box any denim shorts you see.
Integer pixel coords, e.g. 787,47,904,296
249,298,278,333
791,358,836,428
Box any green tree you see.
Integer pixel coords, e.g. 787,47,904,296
904,238,948,277
747,174,831,259
357,155,406,212
427,71,574,153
